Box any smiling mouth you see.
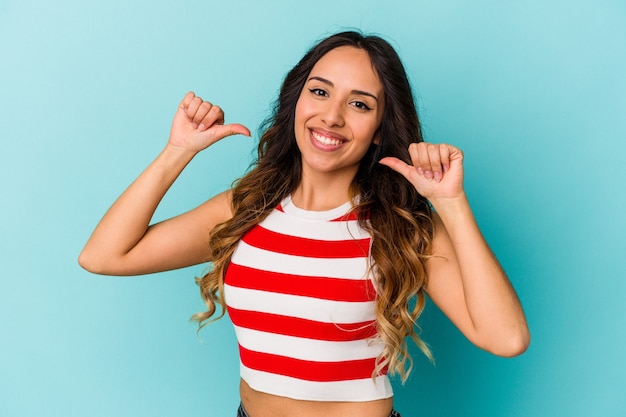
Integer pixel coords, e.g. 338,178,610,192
310,130,345,146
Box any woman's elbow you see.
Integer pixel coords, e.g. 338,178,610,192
490,328,531,357
78,250,98,274
78,249,112,275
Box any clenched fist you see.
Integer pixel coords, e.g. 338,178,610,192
379,142,465,202
168,91,250,153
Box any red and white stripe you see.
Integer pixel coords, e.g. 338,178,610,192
224,197,393,401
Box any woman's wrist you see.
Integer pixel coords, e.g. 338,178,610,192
428,192,469,216
162,142,199,162
138,143,198,187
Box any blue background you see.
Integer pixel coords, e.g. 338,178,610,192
1,1,625,416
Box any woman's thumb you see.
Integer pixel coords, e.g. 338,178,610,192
215,123,251,139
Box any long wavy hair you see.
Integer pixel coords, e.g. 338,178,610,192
192,31,434,382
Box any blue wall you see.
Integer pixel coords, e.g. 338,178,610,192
1,1,624,416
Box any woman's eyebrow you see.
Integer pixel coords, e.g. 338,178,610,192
307,76,379,102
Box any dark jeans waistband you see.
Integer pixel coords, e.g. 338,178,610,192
237,403,402,417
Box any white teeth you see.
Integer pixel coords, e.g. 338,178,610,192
312,131,343,146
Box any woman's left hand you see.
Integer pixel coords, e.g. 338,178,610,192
379,142,465,202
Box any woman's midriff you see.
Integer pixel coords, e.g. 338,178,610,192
239,379,394,417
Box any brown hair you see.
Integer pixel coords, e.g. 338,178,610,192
192,31,434,381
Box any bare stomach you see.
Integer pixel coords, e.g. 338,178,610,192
239,379,394,417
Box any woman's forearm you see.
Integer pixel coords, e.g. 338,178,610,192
78,145,196,273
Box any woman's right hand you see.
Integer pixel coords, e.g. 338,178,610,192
79,92,246,276
168,91,251,152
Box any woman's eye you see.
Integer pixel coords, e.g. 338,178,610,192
352,101,372,111
309,88,327,97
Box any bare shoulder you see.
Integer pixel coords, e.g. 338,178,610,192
129,189,235,274
192,189,234,222
143,189,235,265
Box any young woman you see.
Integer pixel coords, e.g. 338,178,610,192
79,31,529,417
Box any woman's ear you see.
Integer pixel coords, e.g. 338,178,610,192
373,128,381,145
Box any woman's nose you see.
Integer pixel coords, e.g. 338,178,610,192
321,100,345,128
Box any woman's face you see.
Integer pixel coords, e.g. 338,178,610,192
294,46,384,181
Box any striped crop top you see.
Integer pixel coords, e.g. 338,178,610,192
223,196,393,402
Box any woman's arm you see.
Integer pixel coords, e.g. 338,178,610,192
425,198,529,356
78,92,250,276
379,143,530,356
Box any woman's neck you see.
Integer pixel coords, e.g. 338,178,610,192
291,172,355,211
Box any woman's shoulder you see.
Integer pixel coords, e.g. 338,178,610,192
199,189,234,220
